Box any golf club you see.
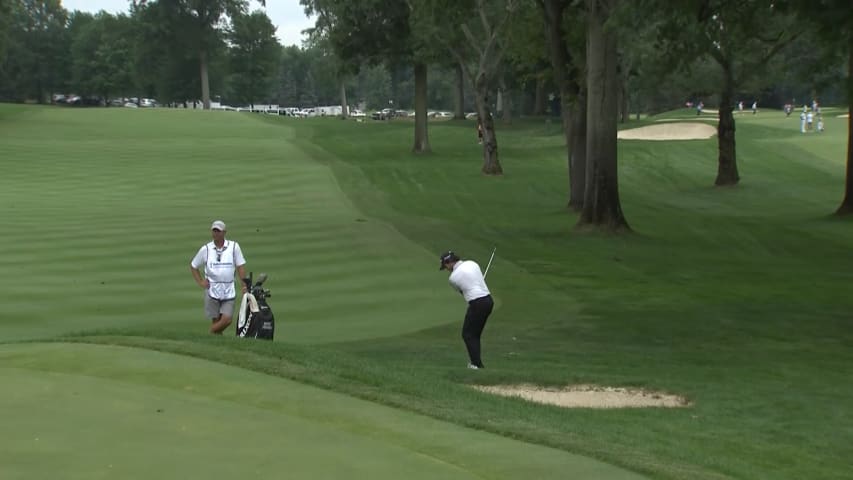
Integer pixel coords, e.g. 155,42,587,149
483,247,496,278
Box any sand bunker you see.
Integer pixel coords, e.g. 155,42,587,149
474,384,690,409
618,122,716,141
838,113,849,118
655,117,718,123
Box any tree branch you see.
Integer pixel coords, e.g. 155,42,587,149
478,0,491,37
460,23,484,58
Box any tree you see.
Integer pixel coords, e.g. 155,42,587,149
228,10,279,106
156,0,263,110
537,0,587,210
499,4,548,125
274,46,304,107
0,0,12,66
649,0,802,186
412,0,519,175
70,12,135,101
302,0,431,152
577,0,629,230
1,0,68,102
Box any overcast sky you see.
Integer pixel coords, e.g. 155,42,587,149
59,0,316,47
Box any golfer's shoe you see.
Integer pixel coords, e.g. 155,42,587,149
467,363,479,370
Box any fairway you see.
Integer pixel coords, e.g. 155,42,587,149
1,106,458,343
0,343,646,480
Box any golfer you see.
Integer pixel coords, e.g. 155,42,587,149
190,220,247,334
440,251,494,369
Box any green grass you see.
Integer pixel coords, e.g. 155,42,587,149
1,104,851,480
2,343,642,480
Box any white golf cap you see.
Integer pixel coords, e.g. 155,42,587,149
211,220,226,231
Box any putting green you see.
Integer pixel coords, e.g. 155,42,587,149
0,343,646,480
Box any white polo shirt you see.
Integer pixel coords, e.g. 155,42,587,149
448,260,491,303
190,240,246,300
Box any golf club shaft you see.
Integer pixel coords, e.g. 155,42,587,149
483,247,496,278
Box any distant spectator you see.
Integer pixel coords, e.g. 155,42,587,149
696,101,704,116
807,110,814,131
752,101,758,115
800,110,807,133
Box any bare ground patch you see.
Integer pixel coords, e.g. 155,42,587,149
838,113,849,118
473,384,690,409
618,122,716,141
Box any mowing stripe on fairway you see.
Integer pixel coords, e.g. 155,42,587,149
0,106,459,343
0,343,648,480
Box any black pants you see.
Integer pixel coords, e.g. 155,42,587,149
462,295,494,368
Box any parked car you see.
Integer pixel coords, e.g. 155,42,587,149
350,109,366,118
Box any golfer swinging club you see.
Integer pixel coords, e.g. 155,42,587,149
439,250,494,369
190,220,247,334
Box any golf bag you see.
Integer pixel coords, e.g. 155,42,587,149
236,272,275,340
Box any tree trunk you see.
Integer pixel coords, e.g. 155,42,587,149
715,67,739,186
568,95,587,211
340,79,349,119
475,81,502,175
534,77,546,115
500,78,513,125
412,62,431,154
837,43,853,215
200,50,210,110
541,0,586,210
577,0,628,231
453,64,465,120
619,73,629,123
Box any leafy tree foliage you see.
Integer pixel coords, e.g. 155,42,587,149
227,10,279,106
0,0,12,65
0,0,69,102
70,12,135,100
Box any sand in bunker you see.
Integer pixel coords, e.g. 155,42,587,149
618,122,716,141
473,384,690,409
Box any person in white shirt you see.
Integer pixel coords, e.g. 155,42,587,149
440,251,494,369
190,220,248,334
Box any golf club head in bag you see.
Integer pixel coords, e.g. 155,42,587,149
236,272,275,340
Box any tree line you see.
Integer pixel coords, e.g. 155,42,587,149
300,0,852,222
0,0,850,224
0,0,479,111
